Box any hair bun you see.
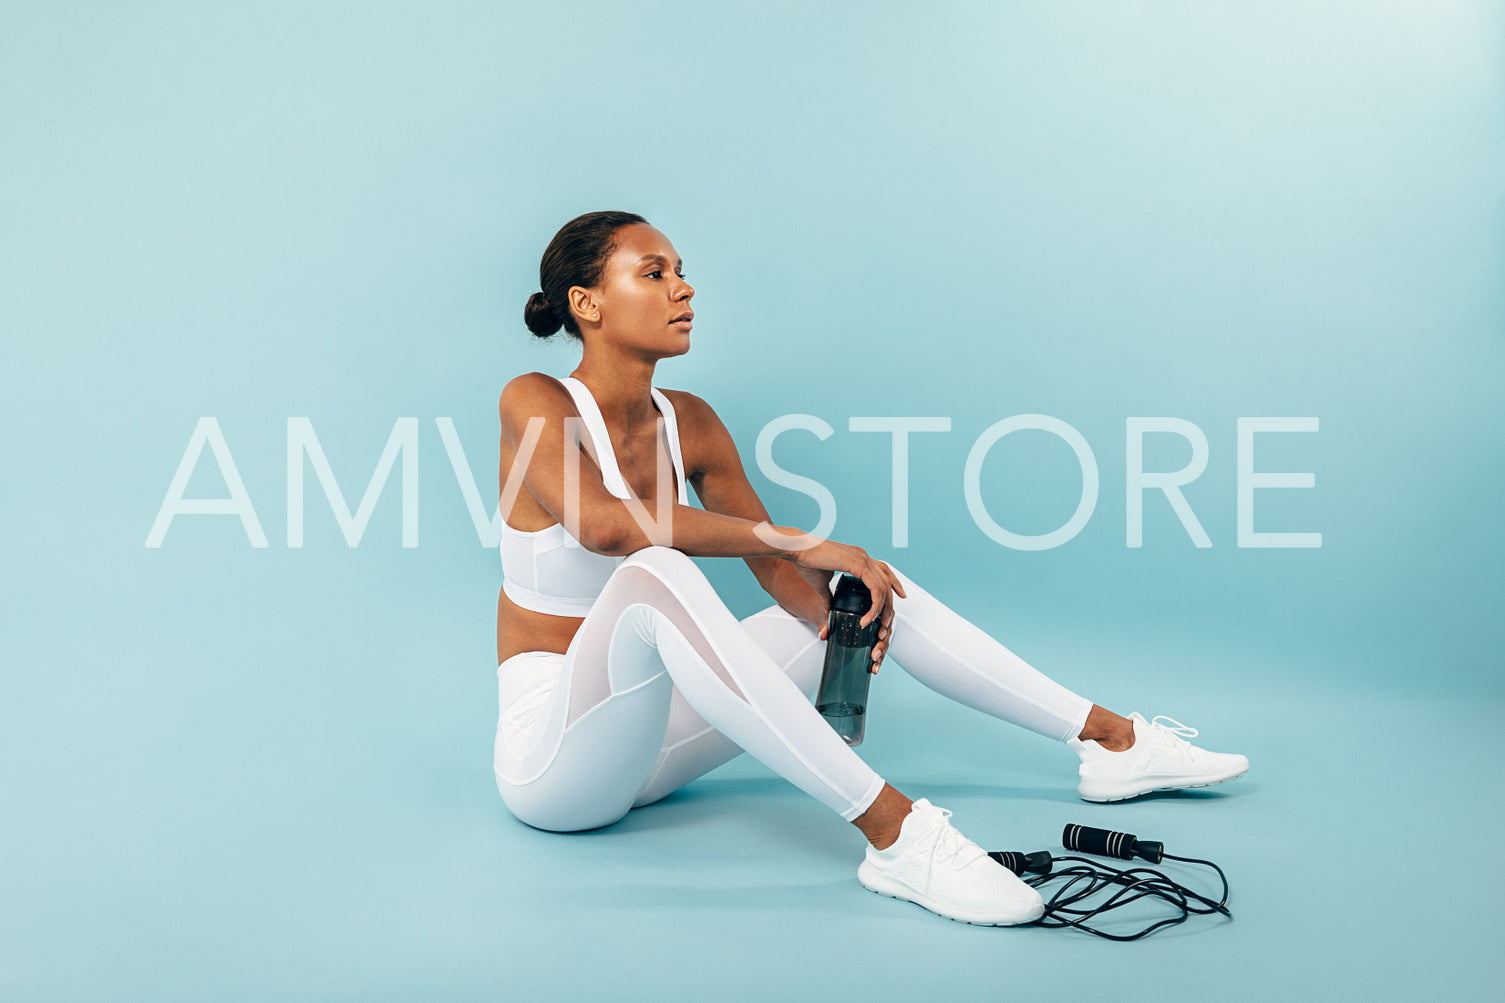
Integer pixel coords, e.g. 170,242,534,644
523,290,562,339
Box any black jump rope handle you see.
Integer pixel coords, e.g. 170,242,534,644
987,850,1053,876
1062,823,1164,864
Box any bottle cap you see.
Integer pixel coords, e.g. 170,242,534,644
831,574,872,616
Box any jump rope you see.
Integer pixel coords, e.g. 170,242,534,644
987,824,1230,940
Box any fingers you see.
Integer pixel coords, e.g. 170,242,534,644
873,586,899,672
870,565,901,672
871,597,894,657
858,559,908,629
859,574,888,628
879,560,907,599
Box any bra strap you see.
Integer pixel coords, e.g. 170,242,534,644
650,387,689,505
559,377,631,498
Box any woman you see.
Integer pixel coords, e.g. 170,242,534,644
494,210,1248,926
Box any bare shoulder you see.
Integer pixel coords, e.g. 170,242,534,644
657,387,714,424
498,372,575,440
502,370,577,418
499,371,566,411
656,388,739,477
657,387,734,441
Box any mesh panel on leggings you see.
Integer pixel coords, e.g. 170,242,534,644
564,564,748,728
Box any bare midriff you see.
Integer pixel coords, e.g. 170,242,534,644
496,585,584,666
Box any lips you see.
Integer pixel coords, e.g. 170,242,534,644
671,311,694,324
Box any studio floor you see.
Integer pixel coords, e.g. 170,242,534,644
7,586,1500,1001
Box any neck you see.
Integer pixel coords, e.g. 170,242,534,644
570,350,659,428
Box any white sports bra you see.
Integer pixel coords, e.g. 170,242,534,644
499,376,689,616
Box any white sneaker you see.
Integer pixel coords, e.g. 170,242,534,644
1069,712,1249,802
857,798,1045,925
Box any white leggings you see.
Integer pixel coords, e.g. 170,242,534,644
493,546,1093,832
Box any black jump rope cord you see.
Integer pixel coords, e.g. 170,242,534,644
1029,853,1230,941
988,826,1232,941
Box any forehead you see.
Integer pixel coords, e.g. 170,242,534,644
608,223,680,267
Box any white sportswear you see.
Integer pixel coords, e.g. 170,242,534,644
494,546,1095,831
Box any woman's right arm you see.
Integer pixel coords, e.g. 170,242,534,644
500,373,807,561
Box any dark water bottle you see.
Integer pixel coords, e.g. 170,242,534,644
815,574,880,746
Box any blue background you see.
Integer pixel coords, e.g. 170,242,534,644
4,1,1502,999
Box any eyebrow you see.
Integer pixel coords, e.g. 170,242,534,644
636,254,683,268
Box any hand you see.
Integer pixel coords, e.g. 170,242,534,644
869,595,897,675
783,535,906,674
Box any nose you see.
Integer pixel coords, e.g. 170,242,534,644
673,274,694,300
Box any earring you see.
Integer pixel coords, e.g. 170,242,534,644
591,313,599,320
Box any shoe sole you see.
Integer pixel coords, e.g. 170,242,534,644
858,868,1044,926
1078,766,1249,803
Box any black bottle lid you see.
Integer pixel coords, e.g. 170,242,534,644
831,574,872,616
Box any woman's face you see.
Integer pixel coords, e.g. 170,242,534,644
577,223,695,356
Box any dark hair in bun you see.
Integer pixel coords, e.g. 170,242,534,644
524,210,649,340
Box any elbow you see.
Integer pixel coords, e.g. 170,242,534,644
578,511,633,556
579,505,675,556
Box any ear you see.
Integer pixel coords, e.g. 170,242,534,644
567,286,600,326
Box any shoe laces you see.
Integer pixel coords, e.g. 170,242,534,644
916,805,986,869
1147,715,1199,754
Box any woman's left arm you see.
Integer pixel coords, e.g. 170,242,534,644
666,390,833,631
